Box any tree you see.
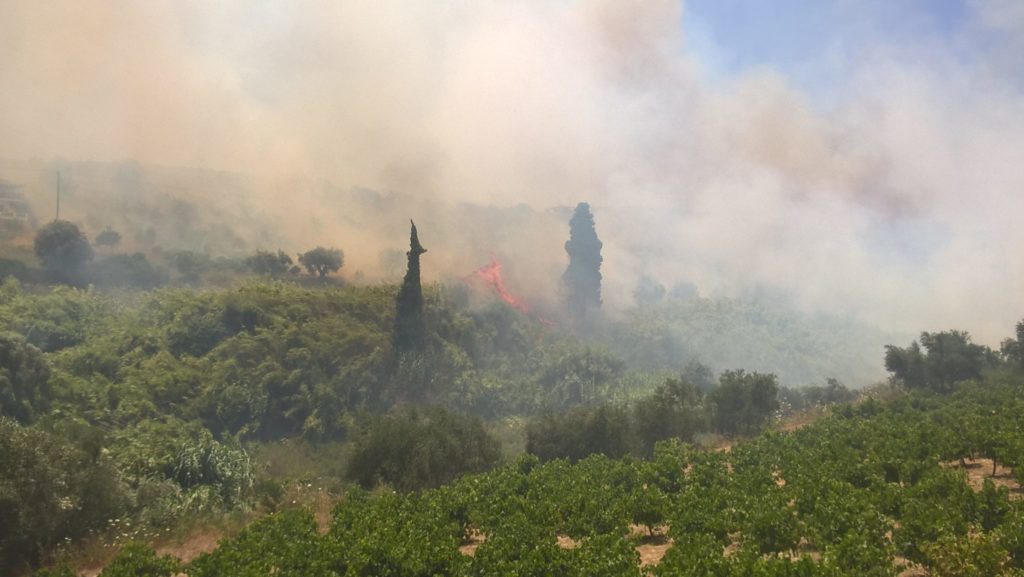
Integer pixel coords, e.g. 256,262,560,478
885,330,995,393
89,253,167,289
244,249,292,278
708,370,779,436
393,221,427,353
681,359,717,393
0,419,127,573
168,250,211,285
1000,320,1024,370
633,274,665,307
94,227,122,249
525,405,634,462
633,376,708,455
562,202,603,319
33,220,94,284
345,406,500,491
298,246,344,278
0,333,51,424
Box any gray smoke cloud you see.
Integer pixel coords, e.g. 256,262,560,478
1,0,1023,344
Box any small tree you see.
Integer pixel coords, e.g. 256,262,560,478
168,250,210,285
33,220,94,284
88,253,168,289
298,246,344,278
563,202,603,319
525,404,634,462
633,376,708,455
709,370,779,436
94,227,122,249
244,249,292,278
0,333,51,424
1000,320,1024,370
393,221,427,354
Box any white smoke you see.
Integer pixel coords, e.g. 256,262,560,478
1,0,1022,344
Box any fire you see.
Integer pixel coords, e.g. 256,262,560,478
470,255,530,313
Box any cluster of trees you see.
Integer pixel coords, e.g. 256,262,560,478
884,328,1021,393
525,369,780,461
17,220,347,288
778,378,857,413
244,246,344,279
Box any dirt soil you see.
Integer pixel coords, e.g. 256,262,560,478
154,532,223,565
945,458,1022,499
458,529,487,557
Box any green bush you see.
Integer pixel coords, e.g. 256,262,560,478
525,404,635,462
346,406,501,491
0,419,127,573
0,332,51,423
98,543,180,577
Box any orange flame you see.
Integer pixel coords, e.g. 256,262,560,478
470,255,530,313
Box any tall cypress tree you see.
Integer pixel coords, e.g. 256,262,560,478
563,202,602,318
394,220,427,353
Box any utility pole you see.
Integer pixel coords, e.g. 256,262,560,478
55,170,61,221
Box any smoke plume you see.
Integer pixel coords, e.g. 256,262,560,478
2,0,1023,345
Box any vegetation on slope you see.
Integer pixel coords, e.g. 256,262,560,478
43,380,1024,577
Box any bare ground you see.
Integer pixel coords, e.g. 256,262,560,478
944,458,1022,499
458,529,486,557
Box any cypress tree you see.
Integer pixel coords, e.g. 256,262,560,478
563,202,603,319
394,220,427,353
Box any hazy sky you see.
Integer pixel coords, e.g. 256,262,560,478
685,0,1019,99
1,0,1022,344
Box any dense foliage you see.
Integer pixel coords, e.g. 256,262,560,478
524,369,781,461
4,240,1024,574
298,246,344,278
0,419,126,571
33,221,93,285
65,381,1024,576
345,406,501,491
885,330,999,393
244,249,293,278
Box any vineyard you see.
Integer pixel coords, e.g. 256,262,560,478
63,381,1024,577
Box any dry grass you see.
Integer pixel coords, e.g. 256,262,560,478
154,531,223,565
777,406,830,433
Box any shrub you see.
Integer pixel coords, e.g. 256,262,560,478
525,404,635,462
346,406,501,491
0,332,51,423
98,543,180,577
0,419,127,573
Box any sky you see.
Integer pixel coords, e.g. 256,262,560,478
685,0,957,93
1,0,1023,345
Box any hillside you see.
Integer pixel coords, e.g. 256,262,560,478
45,381,1024,577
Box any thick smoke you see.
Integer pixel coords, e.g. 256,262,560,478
1,0,1023,344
